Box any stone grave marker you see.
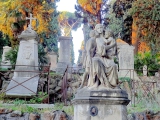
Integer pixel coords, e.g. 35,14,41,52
6,14,39,96
143,65,147,76
1,46,12,69
117,41,139,80
47,51,57,71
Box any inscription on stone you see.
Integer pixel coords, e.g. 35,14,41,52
22,46,33,59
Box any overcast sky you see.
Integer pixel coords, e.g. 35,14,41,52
56,0,84,63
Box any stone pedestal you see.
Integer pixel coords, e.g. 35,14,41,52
1,46,12,69
56,36,72,74
6,27,39,96
73,88,130,120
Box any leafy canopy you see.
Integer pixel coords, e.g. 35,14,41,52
58,11,80,36
0,0,55,44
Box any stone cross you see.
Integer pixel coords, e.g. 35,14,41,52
26,13,36,29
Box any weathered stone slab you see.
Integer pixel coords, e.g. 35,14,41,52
117,42,139,80
6,76,39,96
74,104,127,120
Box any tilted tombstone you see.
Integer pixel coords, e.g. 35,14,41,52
6,14,39,96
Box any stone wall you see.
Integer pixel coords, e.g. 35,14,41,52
0,108,72,120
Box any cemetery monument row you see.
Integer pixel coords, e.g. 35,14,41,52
6,14,39,96
73,24,130,120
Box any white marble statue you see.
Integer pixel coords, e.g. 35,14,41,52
79,30,97,89
80,24,119,90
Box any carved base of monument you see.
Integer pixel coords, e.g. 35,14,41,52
6,76,39,96
72,88,130,120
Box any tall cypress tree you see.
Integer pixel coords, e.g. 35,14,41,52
41,0,61,53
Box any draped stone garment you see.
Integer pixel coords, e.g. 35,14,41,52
82,37,96,70
91,37,118,88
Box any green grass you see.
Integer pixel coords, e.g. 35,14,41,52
127,98,160,114
53,103,74,116
0,102,74,116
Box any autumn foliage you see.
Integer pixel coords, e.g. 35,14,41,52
130,0,160,53
0,0,54,46
78,0,102,15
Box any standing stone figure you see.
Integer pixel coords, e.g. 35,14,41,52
79,30,97,89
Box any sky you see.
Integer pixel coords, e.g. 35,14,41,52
56,0,84,63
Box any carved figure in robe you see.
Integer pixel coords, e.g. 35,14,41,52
78,30,97,89
89,24,119,89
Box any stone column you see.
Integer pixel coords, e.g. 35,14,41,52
73,89,130,120
56,36,72,74
6,27,39,96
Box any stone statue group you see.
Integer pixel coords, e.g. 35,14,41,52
79,24,119,90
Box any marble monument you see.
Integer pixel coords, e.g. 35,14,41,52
73,24,130,120
6,14,39,96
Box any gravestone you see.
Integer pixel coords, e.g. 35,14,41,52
6,14,39,96
56,36,72,74
47,51,57,71
117,41,139,80
143,65,147,76
1,46,12,69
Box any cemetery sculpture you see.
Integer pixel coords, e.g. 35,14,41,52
79,24,119,90
73,24,130,120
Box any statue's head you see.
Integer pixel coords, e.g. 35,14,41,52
104,29,114,39
95,24,104,34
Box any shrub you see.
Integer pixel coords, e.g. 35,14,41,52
5,46,18,65
134,51,160,76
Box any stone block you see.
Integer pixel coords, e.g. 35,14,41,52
73,89,130,120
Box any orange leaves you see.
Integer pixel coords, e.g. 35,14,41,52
78,0,102,15
0,0,54,40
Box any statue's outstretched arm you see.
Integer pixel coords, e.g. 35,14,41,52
105,42,116,50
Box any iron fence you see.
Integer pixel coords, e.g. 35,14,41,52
61,67,160,107
0,64,51,103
